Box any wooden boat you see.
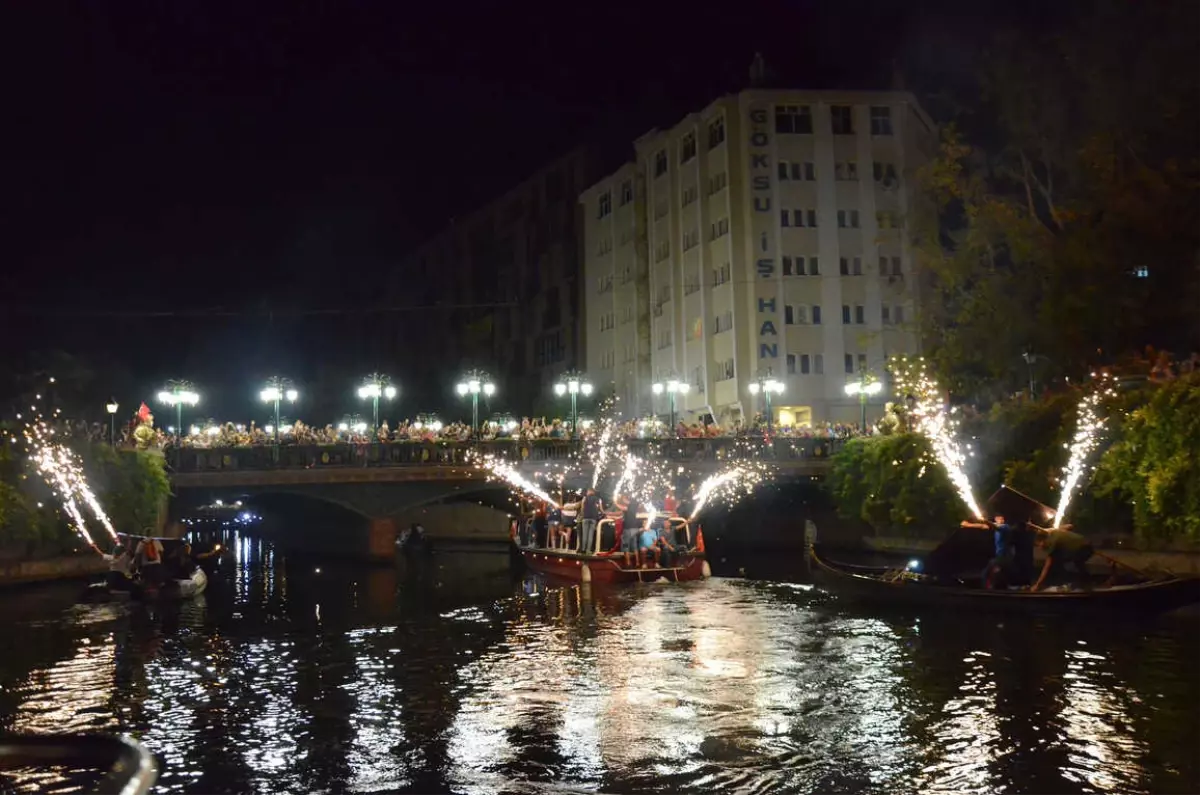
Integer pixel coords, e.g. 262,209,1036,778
809,545,1200,613
518,514,711,584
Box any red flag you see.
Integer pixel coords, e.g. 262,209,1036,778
137,403,151,424
695,526,706,554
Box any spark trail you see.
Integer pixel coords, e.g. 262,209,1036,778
1053,375,1117,527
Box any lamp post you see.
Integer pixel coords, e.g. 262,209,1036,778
156,381,200,445
844,373,884,430
105,400,118,447
357,374,397,436
651,378,690,435
748,371,785,435
260,379,298,455
553,371,593,438
455,371,495,436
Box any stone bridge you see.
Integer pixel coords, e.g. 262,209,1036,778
168,438,844,559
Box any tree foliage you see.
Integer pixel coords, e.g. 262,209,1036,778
828,434,963,537
914,2,1200,399
1093,375,1200,544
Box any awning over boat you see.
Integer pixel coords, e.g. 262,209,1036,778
986,485,1057,528
922,526,994,579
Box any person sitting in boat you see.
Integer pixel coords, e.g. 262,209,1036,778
961,514,1014,589
654,521,680,567
1031,525,1095,592
638,524,661,568
167,542,199,579
104,542,136,591
134,536,166,586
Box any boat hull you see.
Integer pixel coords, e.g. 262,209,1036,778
810,547,1200,613
520,548,709,584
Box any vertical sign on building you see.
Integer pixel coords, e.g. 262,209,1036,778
749,106,777,361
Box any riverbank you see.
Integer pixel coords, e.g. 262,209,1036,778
0,553,106,588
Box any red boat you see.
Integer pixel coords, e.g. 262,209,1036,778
517,515,711,584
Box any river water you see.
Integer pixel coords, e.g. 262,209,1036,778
0,532,1197,794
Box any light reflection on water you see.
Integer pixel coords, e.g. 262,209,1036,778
0,532,1195,794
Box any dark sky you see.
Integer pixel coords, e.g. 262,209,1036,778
0,0,1051,420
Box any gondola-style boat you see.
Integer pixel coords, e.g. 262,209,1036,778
810,486,1200,613
517,513,711,584
80,535,212,603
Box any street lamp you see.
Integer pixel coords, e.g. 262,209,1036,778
105,400,118,447
748,371,785,434
651,378,690,435
845,374,884,430
455,370,495,435
156,381,200,444
260,378,299,450
553,371,593,438
357,374,397,436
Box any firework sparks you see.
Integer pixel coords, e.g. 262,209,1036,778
890,356,984,520
1053,375,1117,527
687,462,772,520
16,391,120,549
476,455,561,508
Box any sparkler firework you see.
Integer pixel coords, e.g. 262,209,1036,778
1052,375,1118,527
475,454,562,508
14,389,120,550
889,356,984,520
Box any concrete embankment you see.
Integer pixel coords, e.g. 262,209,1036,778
0,553,107,587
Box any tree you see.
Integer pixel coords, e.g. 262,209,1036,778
914,3,1200,399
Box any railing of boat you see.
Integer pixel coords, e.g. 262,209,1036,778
0,734,157,795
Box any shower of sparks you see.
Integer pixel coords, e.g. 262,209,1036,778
15,390,119,550
687,462,772,520
475,454,561,508
587,409,621,489
889,356,984,520
611,455,639,505
1053,375,1118,528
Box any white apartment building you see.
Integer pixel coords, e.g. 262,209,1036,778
581,89,935,428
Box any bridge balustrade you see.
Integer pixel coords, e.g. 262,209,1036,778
169,436,846,473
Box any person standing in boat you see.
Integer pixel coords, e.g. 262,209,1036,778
134,536,165,586
579,488,603,556
960,514,1013,589
104,542,136,591
618,496,641,568
1031,526,1094,591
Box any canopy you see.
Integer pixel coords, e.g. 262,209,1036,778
922,526,994,580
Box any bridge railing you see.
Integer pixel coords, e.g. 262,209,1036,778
169,437,847,473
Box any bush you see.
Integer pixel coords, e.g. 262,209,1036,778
1093,375,1200,544
828,434,964,537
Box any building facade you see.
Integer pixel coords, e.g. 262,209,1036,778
397,147,605,414
581,90,935,428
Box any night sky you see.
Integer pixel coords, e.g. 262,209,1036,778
0,0,1054,421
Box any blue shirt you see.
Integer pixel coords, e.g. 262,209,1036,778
993,523,1012,557
640,529,658,548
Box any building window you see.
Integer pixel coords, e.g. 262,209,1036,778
891,256,902,276
655,150,668,177
597,191,612,219
654,240,671,262
681,185,699,206
708,116,726,149
684,269,701,294
858,353,868,371
831,105,854,135
680,132,697,163
882,305,891,325
781,209,790,228
895,305,905,324
837,210,860,229
775,105,813,134
855,305,865,324
683,229,700,250
709,217,729,240
800,354,811,375
620,180,634,205
814,354,824,374
873,162,899,185
807,209,817,227
842,305,851,324
812,305,822,324
785,305,793,325
654,199,668,220
597,274,613,294
870,106,893,136
783,256,795,276
877,211,903,229
778,161,788,180
713,261,731,286
809,257,820,275
788,209,817,228
852,257,862,275
804,162,815,181
835,161,858,181
840,257,849,276
844,354,854,374
787,354,796,375
708,171,727,195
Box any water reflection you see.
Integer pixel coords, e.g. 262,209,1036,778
0,534,1195,794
